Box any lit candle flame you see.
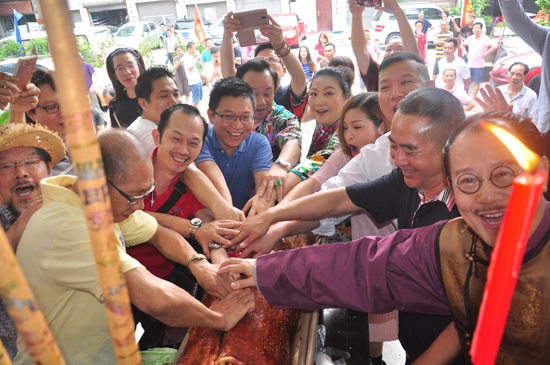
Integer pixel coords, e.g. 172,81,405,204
482,122,540,173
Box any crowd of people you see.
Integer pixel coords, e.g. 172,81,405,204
0,0,548,363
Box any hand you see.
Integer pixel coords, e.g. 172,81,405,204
9,83,39,114
195,220,242,258
189,260,233,299
218,258,256,290
242,190,276,217
223,12,242,39
0,79,19,110
89,86,96,94
259,16,285,50
209,288,256,331
256,164,287,201
348,0,366,16
375,0,400,15
237,223,282,258
230,211,273,248
212,205,245,222
475,85,513,112
210,247,230,265
5,195,43,250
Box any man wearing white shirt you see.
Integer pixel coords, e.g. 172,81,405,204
435,38,470,91
498,62,537,119
183,42,203,107
128,67,180,154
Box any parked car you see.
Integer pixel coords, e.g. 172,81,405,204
271,13,307,47
210,17,225,46
0,56,113,108
489,49,542,87
114,22,163,49
173,18,213,46
370,3,485,45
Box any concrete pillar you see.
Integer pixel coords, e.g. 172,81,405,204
78,2,92,27
30,0,46,30
176,0,188,20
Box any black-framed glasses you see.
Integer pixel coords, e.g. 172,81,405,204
213,110,255,124
36,104,60,114
454,166,520,194
0,157,44,176
107,179,155,205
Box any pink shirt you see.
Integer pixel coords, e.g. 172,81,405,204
464,35,492,68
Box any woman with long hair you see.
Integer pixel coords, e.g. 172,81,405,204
299,46,316,83
314,32,329,63
106,47,146,128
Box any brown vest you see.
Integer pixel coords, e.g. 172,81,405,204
436,218,550,364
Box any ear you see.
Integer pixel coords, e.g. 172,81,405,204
26,111,37,123
152,129,160,147
540,156,549,193
207,109,214,123
138,98,148,113
378,122,387,136
47,161,54,176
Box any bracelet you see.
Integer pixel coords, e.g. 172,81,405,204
274,41,291,58
209,242,224,249
185,253,207,271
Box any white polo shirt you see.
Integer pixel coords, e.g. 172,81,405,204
498,84,538,119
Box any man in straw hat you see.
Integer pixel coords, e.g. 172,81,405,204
0,123,64,360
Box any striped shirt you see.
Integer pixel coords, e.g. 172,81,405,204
435,31,453,58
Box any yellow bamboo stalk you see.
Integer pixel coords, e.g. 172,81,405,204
0,339,10,365
38,0,141,363
0,229,65,364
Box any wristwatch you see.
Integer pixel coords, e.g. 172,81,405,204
209,242,224,249
189,218,204,240
274,158,292,171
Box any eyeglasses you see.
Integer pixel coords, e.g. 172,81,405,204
0,157,44,176
256,56,282,65
107,179,155,205
115,63,138,74
454,166,519,194
213,110,255,124
36,104,60,114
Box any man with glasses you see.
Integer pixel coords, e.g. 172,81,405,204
0,123,65,360
220,111,550,364
14,129,256,364
195,78,273,211
221,12,308,121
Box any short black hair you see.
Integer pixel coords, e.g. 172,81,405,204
158,104,208,142
160,22,165,26
444,37,458,48
396,87,465,150
443,111,545,181
135,66,173,114
187,41,195,49
211,46,220,54
235,58,278,89
473,21,483,29
175,45,183,51
444,10,450,16
209,77,256,113
509,62,529,75
379,51,430,86
27,69,56,123
254,43,274,57
103,87,115,98
415,20,424,27
205,37,213,43
324,42,336,50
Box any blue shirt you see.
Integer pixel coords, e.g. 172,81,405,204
195,125,273,209
421,19,432,34
201,49,212,63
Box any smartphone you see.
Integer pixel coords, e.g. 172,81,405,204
233,9,270,47
13,55,38,91
356,0,382,7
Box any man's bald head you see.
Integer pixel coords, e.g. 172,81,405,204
98,129,150,185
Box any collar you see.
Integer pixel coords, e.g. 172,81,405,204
417,185,455,212
504,83,527,97
209,125,250,155
320,120,339,135
41,175,82,207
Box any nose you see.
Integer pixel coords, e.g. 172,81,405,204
390,85,405,100
13,163,30,179
393,147,409,167
476,179,503,204
132,198,145,212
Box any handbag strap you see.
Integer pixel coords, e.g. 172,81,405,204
156,179,187,214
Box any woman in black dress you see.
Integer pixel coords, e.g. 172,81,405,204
106,47,146,128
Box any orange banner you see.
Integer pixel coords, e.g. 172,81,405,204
195,5,207,44
461,0,474,27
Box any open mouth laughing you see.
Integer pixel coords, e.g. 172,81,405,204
349,144,359,156
12,181,38,198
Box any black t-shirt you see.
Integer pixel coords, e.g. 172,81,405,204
346,167,463,363
108,97,140,128
460,24,474,40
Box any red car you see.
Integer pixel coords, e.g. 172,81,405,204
489,49,542,87
271,13,307,47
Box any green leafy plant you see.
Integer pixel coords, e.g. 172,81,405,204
0,40,25,61
536,0,550,25
76,35,101,67
26,37,49,55
139,35,162,66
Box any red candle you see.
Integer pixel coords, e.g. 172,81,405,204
470,124,547,364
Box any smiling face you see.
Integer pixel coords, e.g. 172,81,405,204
153,110,204,175
241,69,274,122
309,75,348,128
109,160,154,223
139,76,180,124
449,128,524,246
473,23,482,36
208,96,255,157
342,108,385,156
112,52,141,92
378,60,427,122
0,147,52,216
389,111,447,194
443,69,456,86
206,39,214,50
27,84,65,137
300,47,308,60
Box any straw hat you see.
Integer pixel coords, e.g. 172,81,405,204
0,123,65,165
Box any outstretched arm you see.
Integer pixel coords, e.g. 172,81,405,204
349,0,371,76
220,12,239,78
376,0,420,55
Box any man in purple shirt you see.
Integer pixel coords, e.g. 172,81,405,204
219,111,550,364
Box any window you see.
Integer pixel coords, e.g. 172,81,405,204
374,10,383,21
143,24,150,33
423,8,442,20
149,23,157,31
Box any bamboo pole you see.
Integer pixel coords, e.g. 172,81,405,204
38,0,141,363
0,229,65,364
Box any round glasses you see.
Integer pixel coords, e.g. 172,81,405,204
454,166,519,194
